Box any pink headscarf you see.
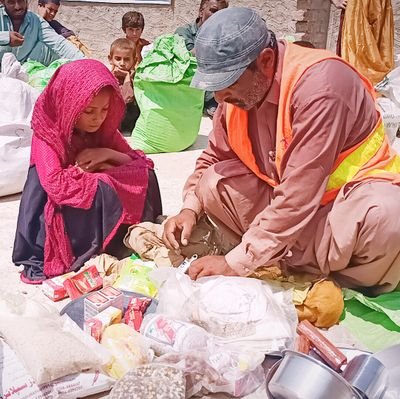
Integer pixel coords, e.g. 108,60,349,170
31,59,152,278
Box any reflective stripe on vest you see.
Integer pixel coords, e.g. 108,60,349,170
226,42,400,205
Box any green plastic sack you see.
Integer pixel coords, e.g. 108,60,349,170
341,289,400,351
22,59,70,91
129,34,204,153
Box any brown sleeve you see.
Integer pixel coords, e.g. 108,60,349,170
182,104,237,215
120,81,134,104
225,60,378,275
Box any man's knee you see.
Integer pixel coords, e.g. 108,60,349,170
359,187,400,248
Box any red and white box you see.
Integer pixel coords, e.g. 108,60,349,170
84,306,122,342
42,272,76,301
84,287,124,320
63,265,103,300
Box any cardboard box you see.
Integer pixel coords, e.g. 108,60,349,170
42,272,75,301
63,265,103,300
84,307,122,342
84,287,123,321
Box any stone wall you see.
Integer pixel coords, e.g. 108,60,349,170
28,0,399,60
296,0,332,48
33,0,303,60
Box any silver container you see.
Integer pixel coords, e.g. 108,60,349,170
373,344,400,398
342,354,388,398
268,350,361,399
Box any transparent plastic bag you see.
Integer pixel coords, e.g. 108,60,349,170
140,313,209,356
151,270,297,353
0,291,110,385
155,343,266,397
101,323,154,379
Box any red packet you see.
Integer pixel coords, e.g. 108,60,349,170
42,271,75,301
63,265,103,300
124,297,151,332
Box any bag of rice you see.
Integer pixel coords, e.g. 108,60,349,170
0,292,110,385
0,339,115,399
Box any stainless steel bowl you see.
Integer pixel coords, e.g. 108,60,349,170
342,354,388,398
268,350,361,399
373,344,400,398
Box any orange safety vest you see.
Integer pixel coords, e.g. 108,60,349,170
226,42,400,206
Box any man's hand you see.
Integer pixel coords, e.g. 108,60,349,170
330,0,347,9
9,31,24,47
76,148,113,172
188,255,239,280
162,209,197,250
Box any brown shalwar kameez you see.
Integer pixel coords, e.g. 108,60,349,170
183,42,400,294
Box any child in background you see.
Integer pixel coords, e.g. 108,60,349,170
37,0,91,57
108,38,140,135
122,11,150,67
13,59,162,283
109,38,136,103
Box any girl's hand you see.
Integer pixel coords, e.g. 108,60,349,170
76,148,133,172
76,148,113,172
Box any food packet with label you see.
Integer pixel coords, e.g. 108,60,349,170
113,257,157,297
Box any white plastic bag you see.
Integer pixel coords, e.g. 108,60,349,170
0,75,39,197
150,269,297,353
376,65,400,107
140,313,210,356
377,97,400,144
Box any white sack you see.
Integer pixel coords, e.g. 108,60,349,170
0,76,39,197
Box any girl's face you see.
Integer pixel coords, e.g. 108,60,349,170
75,89,111,133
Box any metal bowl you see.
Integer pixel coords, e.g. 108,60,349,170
268,350,362,399
373,344,400,398
342,354,388,398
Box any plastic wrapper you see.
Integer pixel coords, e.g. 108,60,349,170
101,323,153,379
151,269,297,353
124,297,152,331
140,313,210,356
110,364,185,399
113,258,158,297
155,344,266,397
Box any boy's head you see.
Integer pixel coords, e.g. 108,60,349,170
197,0,228,26
122,11,144,43
108,38,136,72
1,0,28,22
37,0,60,22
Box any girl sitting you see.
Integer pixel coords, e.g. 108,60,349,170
13,59,162,283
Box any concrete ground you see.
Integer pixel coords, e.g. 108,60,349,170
0,116,362,397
